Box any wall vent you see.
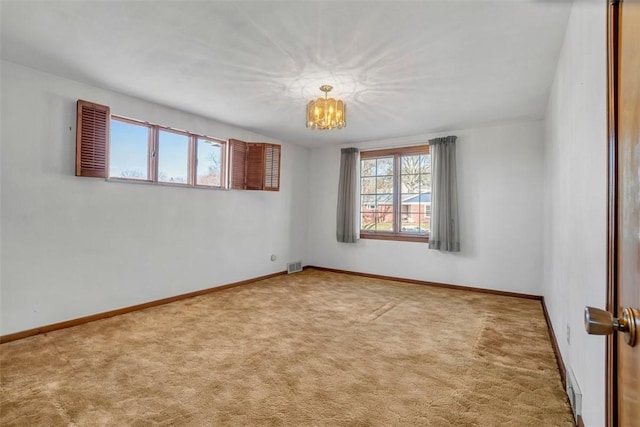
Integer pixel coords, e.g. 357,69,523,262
287,261,302,274
566,368,582,422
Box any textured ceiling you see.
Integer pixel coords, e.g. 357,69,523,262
0,1,572,147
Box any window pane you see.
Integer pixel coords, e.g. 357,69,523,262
401,154,431,193
361,159,376,177
375,209,394,232
361,195,376,210
376,194,394,210
158,130,189,184
360,156,394,233
376,176,393,193
376,158,393,176
401,154,430,175
419,173,431,189
361,155,394,234
361,191,392,232
400,200,422,233
420,210,431,234
400,153,430,234
361,177,377,195
361,212,376,231
401,192,429,234
109,119,149,180
197,138,222,187
401,174,421,193
400,173,430,192
422,155,431,173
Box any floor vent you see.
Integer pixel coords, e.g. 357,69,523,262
287,261,302,274
566,368,582,422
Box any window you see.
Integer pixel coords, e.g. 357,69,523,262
76,100,281,191
110,119,226,188
108,116,227,188
360,145,431,242
157,128,189,184
76,100,228,189
109,118,150,180
196,137,224,187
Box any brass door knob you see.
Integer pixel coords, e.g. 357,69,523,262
584,306,639,347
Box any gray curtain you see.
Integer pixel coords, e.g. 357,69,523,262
336,148,359,243
428,136,460,252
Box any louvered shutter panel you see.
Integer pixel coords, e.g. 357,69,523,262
264,144,281,191
230,139,248,189
246,143,265,190
76,100,110,177
230,140,281,191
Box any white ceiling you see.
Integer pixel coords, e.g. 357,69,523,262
1,1,572,147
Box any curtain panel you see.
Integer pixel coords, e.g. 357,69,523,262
428,136,460,252
336,148,359,243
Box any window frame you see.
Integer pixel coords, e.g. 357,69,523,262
109,115,153,181
359,145,430,243
76,100,278,192
156,125,192,186
195,136,227,189
108,115,227,190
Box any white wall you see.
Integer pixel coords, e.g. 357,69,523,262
0,61,310,335
543,1,607,426
308,120,545,295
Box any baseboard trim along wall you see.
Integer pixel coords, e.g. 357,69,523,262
541,296,567,388
0,270,287,344
2,267,543,344
541,296,584,426
305,266,542,300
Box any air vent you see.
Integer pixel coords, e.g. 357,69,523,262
287,261,302,274
566,368,582,421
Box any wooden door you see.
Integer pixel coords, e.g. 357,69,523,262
608,1,640,425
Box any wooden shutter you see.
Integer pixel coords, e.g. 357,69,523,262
246,143,265,190
263,144,281,191
230,139,248,189
76,100,110,177
229,140,281,191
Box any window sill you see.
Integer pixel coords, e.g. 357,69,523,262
360,232,429,243
106,177,229,191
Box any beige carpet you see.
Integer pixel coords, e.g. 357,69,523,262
1,269,574,426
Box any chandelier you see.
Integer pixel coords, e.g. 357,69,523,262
306,85,346,130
